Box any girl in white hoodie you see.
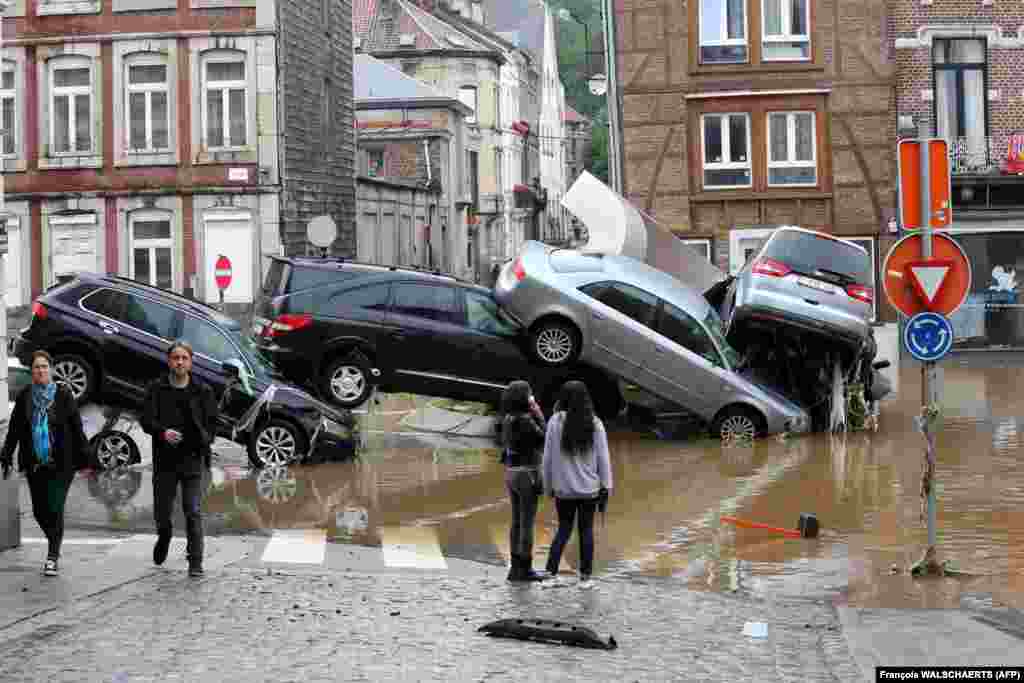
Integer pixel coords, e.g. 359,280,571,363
542,381,613,589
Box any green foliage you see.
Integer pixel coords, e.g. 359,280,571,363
552,0,610,184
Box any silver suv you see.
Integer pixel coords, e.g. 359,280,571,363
724,227,873,350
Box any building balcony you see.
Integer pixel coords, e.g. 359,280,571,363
948,134,1024,211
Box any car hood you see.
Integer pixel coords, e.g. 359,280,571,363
561,171,729,295
246,375,356,427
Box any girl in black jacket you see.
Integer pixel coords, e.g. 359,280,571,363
1,351,89,577
500,380,547,582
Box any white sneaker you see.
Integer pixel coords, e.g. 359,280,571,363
543,575,571,588
578,576,596,590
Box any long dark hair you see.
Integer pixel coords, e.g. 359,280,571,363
559,381,595,457
501,380,532,416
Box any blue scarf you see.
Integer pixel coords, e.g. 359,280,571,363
31,382,57,465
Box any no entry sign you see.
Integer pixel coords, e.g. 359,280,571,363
214,254,233,291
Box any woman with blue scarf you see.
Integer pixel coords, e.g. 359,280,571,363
2,350,89,577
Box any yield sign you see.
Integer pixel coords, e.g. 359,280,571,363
905,259,954,309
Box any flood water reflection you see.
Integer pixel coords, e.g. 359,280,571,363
196,364,1024,609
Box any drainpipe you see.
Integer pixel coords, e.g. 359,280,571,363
422,140,432,187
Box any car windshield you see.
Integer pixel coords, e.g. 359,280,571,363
703,308,742,370
229,330,278,379
762,230,870,285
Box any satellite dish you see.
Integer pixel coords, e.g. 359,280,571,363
589,73,608,96
307,215,337,248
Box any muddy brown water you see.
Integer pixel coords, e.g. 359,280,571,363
195,364,1024,608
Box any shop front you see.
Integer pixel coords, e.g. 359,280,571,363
947,229,1024,349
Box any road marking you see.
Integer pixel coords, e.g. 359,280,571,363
381,526,447,569
260,529,327,565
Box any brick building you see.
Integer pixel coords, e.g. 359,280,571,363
611,0,897,318
894,3,1024,349
1,0,354,313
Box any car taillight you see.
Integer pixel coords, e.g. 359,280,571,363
32,301,47,320
512,258,526,282
266,313,313,337
846,284,873,304
751,258,791,278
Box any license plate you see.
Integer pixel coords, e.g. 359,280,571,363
797,276,834,294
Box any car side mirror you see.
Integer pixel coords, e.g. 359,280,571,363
222,361,240,379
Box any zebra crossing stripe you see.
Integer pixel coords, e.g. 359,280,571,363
260,529,327,565
381,526,447,570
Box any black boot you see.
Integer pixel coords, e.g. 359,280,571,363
507,554,524,582
521,556,546,582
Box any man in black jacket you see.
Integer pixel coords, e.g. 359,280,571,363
142,341,218,577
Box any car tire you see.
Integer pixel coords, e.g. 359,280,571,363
711,406,764,443
91,429,141,470
529,320,580,367
248,418,307,469
52,353,96,402
321,352,374,409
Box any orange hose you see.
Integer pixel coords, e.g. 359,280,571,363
720,515,802,538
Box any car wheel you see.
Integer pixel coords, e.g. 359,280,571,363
529,320,579,367
321,352,374,409
712,406,764,443
52,353,95,402
248,419,307,469
92,430,141,470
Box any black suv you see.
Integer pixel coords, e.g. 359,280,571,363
11,274,358,468
252,257,624,418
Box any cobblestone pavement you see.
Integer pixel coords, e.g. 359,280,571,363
0,540,863,683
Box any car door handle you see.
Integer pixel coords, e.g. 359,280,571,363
803,299,820,306
99,321,119,335
390,332,406,342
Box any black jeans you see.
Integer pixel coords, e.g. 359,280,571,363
27,470,74,560
545,497,598,578
505,468,540,560
153,470,204,563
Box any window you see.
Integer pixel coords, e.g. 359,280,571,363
459,86,477,124
391,283,460,324
465,290,518,336
82,288,128,320
126,60,170,152
700,0,747,64
130,215,173,290
181,315,237,362
702,113,751,188
365,148,384,176
934,38,987,162
204,56,247,149
328,284,390,314
658,302,721,365
580,282,658,328
682,239,712,261
121,295,178,339
467,151,479,206
767,111,816,186
1,67,14,156
51,58,93,154
762,0,810,61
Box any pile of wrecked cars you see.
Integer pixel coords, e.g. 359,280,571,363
495,172,891,440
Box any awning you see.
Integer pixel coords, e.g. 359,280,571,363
561,171,729,294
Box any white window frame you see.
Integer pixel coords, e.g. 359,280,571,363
682,238,713,262
766,110,817,187
762,0,811,61
125,56,171,153
459,86,477,125
699,0,748,63
846,236,878,321
701,112,752,190
202,52,248,151
50,56,94,155
129,211,174,289
0,64,15,158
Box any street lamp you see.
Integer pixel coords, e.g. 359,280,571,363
556,8,607,97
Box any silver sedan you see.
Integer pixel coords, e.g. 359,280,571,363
494,241,810,439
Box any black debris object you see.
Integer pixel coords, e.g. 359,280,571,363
798,512,819,538
478,618,618,650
